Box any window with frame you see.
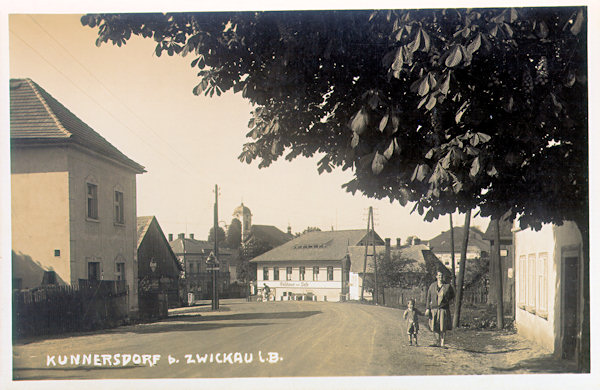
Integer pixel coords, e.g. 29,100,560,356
88,262,100,281
313,266,319,281
327,266,334,281
116,262,125,281
286,267,292,281
263,267,269,280
114,191,124,224
87,183,98,219
518,255,526,308
537,252,548,317
299,266,305,281
527,254,536,310
273,267,279,281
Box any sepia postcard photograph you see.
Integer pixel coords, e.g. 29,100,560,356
1,1,597,389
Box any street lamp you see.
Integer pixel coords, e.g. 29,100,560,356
206,251,220,310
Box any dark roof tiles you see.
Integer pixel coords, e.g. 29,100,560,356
10,78,145,173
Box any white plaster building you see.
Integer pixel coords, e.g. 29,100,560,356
513,220,584,360
10,78,145,316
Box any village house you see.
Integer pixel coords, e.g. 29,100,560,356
10,78,145,317
137,216,182,319
427,226,490,272
169,233,236,302
513,220,584,361
250,229,384,302
348,238,450,303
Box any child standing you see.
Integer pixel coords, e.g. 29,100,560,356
403,299,423,346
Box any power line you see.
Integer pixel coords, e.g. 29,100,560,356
27,15,206,178
10,26,198,178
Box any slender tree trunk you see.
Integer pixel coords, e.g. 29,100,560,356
452,209,471,329
450,213,456,288
494,218,504,329
574,216,589,373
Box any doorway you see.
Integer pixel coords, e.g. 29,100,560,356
562,255,580,359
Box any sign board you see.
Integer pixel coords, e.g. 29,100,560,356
206,267,220,271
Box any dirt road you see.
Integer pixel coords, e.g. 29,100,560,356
12,299,574,380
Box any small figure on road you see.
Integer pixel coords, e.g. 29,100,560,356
425,270,455,348
263,283,271,301
403,299,422,346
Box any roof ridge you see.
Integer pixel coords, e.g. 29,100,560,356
25,78,72,138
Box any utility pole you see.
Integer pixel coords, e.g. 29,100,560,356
360,207,377,303
207,184,220,311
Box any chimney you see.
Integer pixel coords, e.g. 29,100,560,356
396,238,401,248
190,233,194,239
287,225,292,235
385,238,391,261
178,233,185,240
414,237,421,245
168,234,173,241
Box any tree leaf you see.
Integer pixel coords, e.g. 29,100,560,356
439,71,451,95
349,107,369,135
351,131,360,148
421,28,431,51
418,95,428,109
445,45,463,67
391,47,404,71
372,152,387,175
455,101,469,123
383,138,395,159
425,94,437,110
379,113,389,132
467,33,481,55
570,9,584,35
418,77,430,96
470,156,480,177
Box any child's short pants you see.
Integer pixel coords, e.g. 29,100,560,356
407,322,419,335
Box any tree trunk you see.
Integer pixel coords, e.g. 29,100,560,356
494,218,504,329
450,213,456,289
574,215,589,373
452,209,471,329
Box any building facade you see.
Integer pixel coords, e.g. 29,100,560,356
513,220,584,360
427,226,490,272
251,230,383,302
10,78,145,316
137,216,182,317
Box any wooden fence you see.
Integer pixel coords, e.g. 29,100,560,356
13,280,128,339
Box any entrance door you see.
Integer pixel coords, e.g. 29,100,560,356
562,255,580,359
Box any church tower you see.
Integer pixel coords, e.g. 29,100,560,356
233,203,252,242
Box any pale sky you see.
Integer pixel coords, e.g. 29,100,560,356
6,12,494,242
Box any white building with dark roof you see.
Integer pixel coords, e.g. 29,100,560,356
250,229,384,302
10,78,145,316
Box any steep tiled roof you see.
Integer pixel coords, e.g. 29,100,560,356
137,216,154,247
137,216,182,271
10,78,145,173
427,226,490,253
348,244,449,277
249,229,384,263
246,225,292,248
169,237,235,257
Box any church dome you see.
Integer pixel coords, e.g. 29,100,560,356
233,202,252,217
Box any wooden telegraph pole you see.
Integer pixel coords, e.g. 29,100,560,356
360,207,378,303
208,184,220,310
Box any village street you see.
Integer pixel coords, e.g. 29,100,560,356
12,299,575,381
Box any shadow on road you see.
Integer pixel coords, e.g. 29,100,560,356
490,354,578,373
165,310,322,322
441,345,530,355
104,321,272,334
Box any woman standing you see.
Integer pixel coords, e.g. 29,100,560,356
425,270,455,347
